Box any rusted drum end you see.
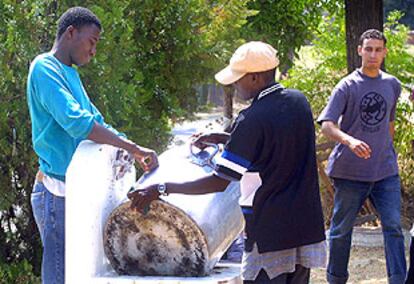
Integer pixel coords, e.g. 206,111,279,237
103,200,210,276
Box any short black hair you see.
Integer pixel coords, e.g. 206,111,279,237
56,7,101,39
359,29,387,46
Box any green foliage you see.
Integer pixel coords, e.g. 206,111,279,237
242,0,340,71
80,0,254,144
384,11,414,186
384,0,414,29
0,260,40,284
204,0,257,68
384,11,414,85
0,0,45,273
283,8,347,116
283,10,414,192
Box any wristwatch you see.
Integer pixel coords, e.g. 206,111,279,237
157,183,168,196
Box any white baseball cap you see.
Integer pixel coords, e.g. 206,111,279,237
215,41,279,85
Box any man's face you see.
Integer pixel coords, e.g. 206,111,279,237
232,74,257,101
358,38,387,71
69,24,100,66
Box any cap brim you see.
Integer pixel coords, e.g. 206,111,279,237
214,65,246,85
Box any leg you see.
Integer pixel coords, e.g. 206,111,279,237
327,178,369,284
370,175,406,284
32,182,65,284
243,265,309,284
286,264,310,284
31,182,46,243
244,269,287,284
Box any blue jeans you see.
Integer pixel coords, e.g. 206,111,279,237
327,175,406,284
31,182,65,284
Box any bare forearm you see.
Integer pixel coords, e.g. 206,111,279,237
128,174,230,211
211,132,231,144
192,132,231,149
321,120,371,159
166,174,230,195
87,121,136,152
321,121,352,146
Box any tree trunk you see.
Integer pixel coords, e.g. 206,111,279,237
345,0,384,73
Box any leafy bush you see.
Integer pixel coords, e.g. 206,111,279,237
242,0,338,72
0,260,40,284
384,11,414,188
282,8,347,119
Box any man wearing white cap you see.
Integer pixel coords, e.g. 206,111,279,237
129,41,327,283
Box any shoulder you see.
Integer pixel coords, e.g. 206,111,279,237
282,88,305,97
256,88,311,115
380,71,401,98
336,71,360,89
281,88,311,106
29,53,61,77
329,73,360,101
381,71,401,86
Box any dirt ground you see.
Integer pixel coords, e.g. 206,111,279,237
310,246,410,284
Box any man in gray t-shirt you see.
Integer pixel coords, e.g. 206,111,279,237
318,29,406,284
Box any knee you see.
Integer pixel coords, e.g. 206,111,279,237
381,218,403,236
380,212,402,232
329,224,353,240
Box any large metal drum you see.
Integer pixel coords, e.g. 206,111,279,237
103,144,244,276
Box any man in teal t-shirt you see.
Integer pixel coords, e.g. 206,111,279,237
27,7,158,284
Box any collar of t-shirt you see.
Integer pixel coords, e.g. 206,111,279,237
254,83,284,102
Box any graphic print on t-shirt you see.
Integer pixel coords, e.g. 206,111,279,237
359,92,387,130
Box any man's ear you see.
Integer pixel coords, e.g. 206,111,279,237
357,45,362,56
64,25,76,40
251,73,258,82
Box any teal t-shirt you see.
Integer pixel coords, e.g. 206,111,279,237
27,53,122,181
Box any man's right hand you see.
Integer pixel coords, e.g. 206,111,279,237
345,137,372,159
87,122,159,171
131,145,158,172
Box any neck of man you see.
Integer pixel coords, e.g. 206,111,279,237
360,66,381,78
251,79,278,100
51,40,73,66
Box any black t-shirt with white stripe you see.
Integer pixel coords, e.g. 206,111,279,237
215,83,326,253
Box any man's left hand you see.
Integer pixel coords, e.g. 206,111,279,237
127,185,160,212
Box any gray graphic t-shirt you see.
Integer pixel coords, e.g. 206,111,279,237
317,69,400,182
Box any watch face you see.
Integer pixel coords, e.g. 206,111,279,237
158,183,167,195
